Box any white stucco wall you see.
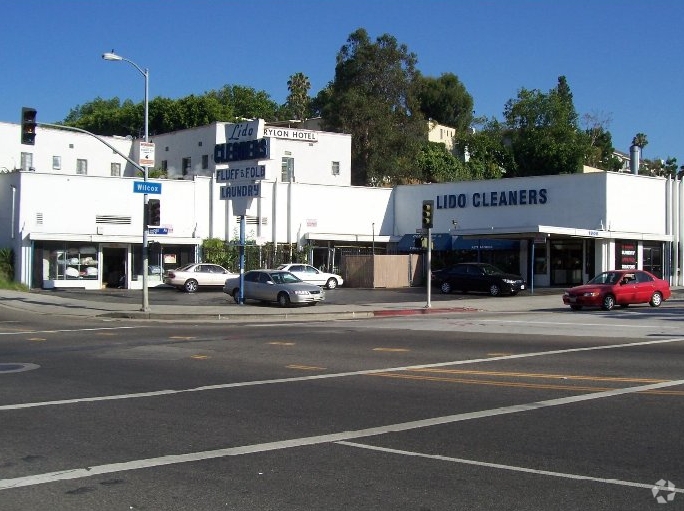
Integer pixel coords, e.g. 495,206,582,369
1,122,136,177
394,172,669,238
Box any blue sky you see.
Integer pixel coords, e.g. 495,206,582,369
3,0,682,161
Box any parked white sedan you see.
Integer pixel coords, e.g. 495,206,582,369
164,263,236,293
276,264,343,289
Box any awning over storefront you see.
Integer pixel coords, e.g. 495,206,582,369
454,225,673,242
396,233,520,252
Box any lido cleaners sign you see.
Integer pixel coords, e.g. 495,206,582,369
215,119,268,201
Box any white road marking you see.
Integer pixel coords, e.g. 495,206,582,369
1,337,683,411
337,441,684,494
1,378,683,491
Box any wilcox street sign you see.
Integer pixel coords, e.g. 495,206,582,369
133,181,162,194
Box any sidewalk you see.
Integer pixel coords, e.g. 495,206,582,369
2,287,681,322
0,288,567,322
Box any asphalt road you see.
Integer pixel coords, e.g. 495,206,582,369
0,304,682,510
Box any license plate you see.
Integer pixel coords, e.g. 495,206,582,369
520,284,525,290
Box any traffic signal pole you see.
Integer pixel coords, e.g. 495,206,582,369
426,226,432,309
421,200,434,309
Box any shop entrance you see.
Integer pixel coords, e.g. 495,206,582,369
102,247,127,288
550,240,583,286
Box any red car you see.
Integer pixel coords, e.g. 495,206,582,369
563,270,671,311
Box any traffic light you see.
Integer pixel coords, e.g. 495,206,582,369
148,199,161,226
21,107,37,145
422,200,434,229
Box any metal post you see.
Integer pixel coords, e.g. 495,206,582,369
238,215,246,304
426,227,432,308
102,51,150,312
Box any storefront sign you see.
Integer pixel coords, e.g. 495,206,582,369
264,127,318,142
435,188,548,209
219,182,261,199
215,165,266,183
214,138,269,164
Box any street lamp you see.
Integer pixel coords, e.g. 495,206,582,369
102,51,150,312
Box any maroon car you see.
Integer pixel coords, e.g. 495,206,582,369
563,270,671,311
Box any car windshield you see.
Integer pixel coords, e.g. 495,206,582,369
588,272,621,285
269,271,302,284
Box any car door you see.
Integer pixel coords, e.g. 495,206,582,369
243,271,262,301
202,264,222,286
633,271,655,303
615,273,637,304
302,265,325,286
467,265,489,293
446,265,469,291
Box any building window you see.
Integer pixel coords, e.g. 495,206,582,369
281,157,294,182
161,160,168,172
52,156,61,170
76,159,88,175
20,152,33,171
202,154,209,169
111,163,121,177
331,161,340,176
182,157,191,176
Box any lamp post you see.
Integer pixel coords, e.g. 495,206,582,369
102,51,150,312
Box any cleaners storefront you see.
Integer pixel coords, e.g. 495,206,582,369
393,171,675,288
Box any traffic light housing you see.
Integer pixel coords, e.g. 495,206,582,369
422,200,434,229
148,199,161,226
21,107,37,145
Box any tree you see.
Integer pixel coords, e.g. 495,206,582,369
416,73,474,133
582,113,621,171
503,76,589,176
63,85,283,137
455,118,513,180
317,28,427,185
286,72,312,120
415,142,469,183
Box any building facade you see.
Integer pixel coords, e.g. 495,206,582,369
1,119,683,291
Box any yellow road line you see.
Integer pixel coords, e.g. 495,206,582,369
286,365,326,371
190,355,209,360
373,348,410,352
414,368,667,384
369,372,684,396
269,341,295,346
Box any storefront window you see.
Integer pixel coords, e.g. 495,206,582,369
616,241,637,270
44,242,99,281
643,242,662,277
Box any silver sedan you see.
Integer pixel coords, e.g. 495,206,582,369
223,270,325,307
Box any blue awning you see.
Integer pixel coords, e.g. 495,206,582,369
396,234,520,252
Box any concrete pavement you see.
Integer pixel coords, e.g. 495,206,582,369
0,287,680,322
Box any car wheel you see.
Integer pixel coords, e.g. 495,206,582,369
326,278,338,289
570,305,582,311
440,282,452,294
649,291,663,307
601,294,615,311
184,279,199,293
277,292,291,308
489,284,501,297
232,289,240,304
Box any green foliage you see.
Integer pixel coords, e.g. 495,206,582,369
416,73,474,133
456,119,513,180
415,142,469,183
201,238,236,270
0,247,14,282
63,85,283,137
503,76,589,176
318,28,428,186
286,72,312,121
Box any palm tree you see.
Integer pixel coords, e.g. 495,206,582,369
632,132,648,158
287,72,311,121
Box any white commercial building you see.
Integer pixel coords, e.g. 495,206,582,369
1,119,682,290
